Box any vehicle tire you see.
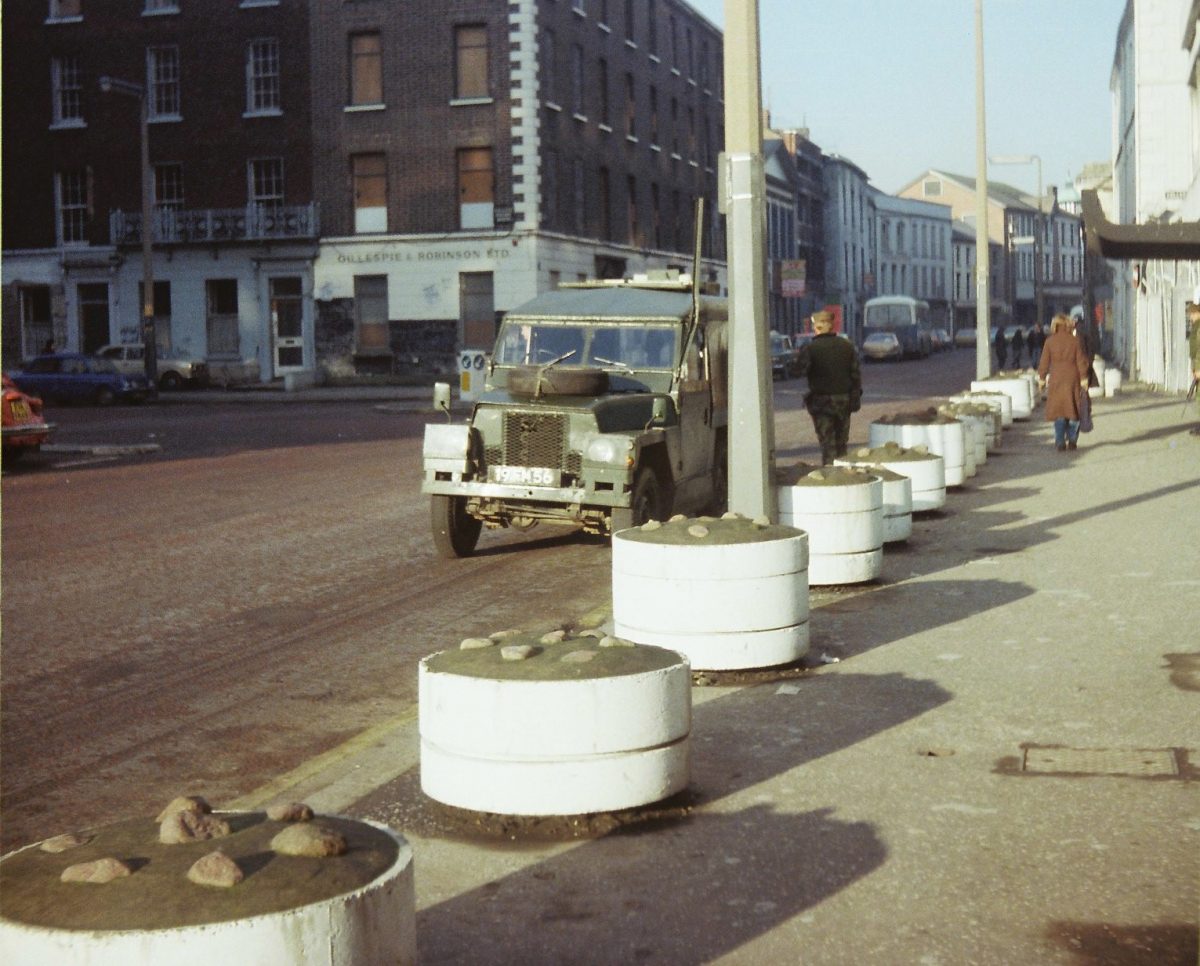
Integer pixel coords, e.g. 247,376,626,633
159,371,183,391
431,495,482,558
94,386,115,406
629,466,665,526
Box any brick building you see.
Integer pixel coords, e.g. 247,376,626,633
308,0,727,377
2,0,317,381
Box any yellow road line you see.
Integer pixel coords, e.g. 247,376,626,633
227,706,419,809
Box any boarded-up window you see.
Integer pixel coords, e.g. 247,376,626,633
457,147,493,230
206,279,240,357
455,25,488,99
354,275,389,353
460,272,494,349
350,33,383,105
352,153,387,233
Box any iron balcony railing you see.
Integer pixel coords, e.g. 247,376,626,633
109,203,319,245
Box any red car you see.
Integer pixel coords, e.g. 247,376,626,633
2,374,53,462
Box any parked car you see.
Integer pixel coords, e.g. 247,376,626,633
953,328,977,348
931,328,952,352
861,331,903,361
2,374,53,462
770,331,797,379
10,353,149,406
792,333,815,352
97,343,209,390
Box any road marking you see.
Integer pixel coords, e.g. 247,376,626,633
227,706,419,810
52,456,120,468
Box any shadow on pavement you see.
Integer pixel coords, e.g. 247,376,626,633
810,579,1035,661
356,672,950,961
418,805,885,965
1045,920,1197,966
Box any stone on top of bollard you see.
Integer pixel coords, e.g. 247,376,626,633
620,512,797,545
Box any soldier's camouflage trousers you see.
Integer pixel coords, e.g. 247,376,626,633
805,393,853,465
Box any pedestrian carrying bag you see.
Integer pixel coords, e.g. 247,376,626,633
1077,385,1094,433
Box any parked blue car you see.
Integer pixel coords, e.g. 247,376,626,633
10,353,149,406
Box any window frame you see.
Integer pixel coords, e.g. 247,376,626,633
154,162,185,211
457,146,494,231
245,37,281,116
351,152,388,233
56,168,89,246
454,24,490,102
50,54,85,128
248,157,285,209
47,0,82,23
146,45,181,121
348,31,384,108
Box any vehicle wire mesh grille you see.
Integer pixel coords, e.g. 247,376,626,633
502,412,567,469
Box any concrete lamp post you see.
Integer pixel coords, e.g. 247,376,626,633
99,74,158,395
989,153,1044,332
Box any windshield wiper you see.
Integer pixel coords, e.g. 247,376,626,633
592,355,631,372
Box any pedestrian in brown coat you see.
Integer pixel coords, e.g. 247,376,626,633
1037,313,1090,451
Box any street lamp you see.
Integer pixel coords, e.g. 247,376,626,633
99,74,157,394
989,153,1044,330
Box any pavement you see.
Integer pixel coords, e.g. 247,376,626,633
208,380,1200,965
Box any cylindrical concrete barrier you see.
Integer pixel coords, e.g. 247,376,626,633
420,633,692,814
1103,366,1122,397
939,404,989,466
1089,357,1107,399
870,411,968,486
776,466,883,585
613,515,810,670
0,813,416,965
950,389,1012,429
972,375,1033,420
837,442,946,512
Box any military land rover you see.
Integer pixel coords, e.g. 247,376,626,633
421,274,729,557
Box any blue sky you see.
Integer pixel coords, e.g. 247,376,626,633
687,0,1127,197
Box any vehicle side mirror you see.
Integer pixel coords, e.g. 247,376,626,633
650,396,668,426
433,382,452,421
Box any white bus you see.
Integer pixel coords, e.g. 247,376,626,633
862,296,933,359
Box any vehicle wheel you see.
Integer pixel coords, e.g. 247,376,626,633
629,466,665,526
94,386,115,406
431,495,482,558
159,371,183,391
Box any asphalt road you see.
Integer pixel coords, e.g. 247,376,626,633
0,348,976,852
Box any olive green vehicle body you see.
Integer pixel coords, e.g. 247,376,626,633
422,279,729,556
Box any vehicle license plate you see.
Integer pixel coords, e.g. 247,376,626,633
10,401,30,420
490,465,557,486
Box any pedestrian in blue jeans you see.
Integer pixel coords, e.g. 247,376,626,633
1036,314,1089,451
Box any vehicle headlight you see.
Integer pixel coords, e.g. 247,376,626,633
585,435,633,466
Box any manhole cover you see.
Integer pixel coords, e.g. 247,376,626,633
1023,747,1178,777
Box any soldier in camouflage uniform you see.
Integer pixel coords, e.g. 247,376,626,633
795,310,863,464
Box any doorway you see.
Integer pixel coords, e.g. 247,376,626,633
77,283,110,354
269,276,305,373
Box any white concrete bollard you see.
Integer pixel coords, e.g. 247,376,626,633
0,814,416,966
972,376,1033,420
613,515,810,671
1103,367,1122,397
776,466,883,585
420,634,692,814
837,442,946,512
1089,357,1107,399
950,390,1012,430
870,413,968,486
940,404,989,466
